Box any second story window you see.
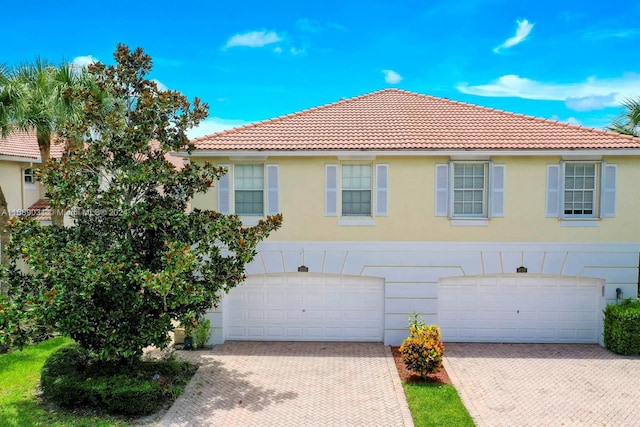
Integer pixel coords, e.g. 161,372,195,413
452,162,487,217
563,162,596,216
342,165,372,216
24,168,34,185
234,164,264,216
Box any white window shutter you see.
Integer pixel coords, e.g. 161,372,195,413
600,163,617,218
266,164,279,215
325,164,338,216
546,164,561,217
434,164,449,217
375,164,389,216
217,164,231,214
490,164,505,217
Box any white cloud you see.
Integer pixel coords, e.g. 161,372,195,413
71,55,98,68
224,30,282,49
187,117,251,139
273,46,283,54
584,28,640,40
565,94,616,112
152,79,168,91
493,19,534,53
550,115,582,126
296,18,322,33
382,69,403,84
457,73,640,111
290,46,305,55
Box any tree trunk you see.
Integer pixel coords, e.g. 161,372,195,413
0,185,11,294
37,132,64,227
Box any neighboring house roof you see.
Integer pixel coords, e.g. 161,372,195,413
23,199,53,223
191,89,640,152
0,130,65,161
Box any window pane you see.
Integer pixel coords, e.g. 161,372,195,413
235,164,263,190
342,165,371,190
235,190,263,215
342,190,371,216
452,163,486,217
563,162,597,216
342,165,371,216
234,165,264,215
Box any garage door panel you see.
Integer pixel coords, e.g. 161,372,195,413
225,274,384,342
439,274,602,344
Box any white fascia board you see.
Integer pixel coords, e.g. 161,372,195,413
0,155,41,163
179,149,640,158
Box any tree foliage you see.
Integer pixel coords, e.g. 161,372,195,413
1,45,282,363
608,97,640,137
0,59,90,226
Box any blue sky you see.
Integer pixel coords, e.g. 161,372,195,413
4,0,640,138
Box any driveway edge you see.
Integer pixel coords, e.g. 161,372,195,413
384,345,415,427
442,357,483,426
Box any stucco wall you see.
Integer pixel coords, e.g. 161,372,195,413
191,155,640,242
0,160,24,211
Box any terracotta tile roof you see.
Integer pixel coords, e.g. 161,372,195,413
23,199,53,222
0,130,65,160
191,89,640,151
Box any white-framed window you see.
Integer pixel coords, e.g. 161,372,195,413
234,164,264,216
217,164,279,217
325,163,388,218
435,161,505,219
453,162,487,217
342,164,372,216
24,168,34,185
563,162,596,217
546,161,616,219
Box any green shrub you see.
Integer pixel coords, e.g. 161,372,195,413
604,299,640,355
399,313,444,378
40,343,196,416
194,316,212,349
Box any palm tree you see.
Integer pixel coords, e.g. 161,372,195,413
608,97,640,137
0,59,89,226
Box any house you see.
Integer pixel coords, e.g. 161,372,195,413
0,131,63,223
184,88,640,346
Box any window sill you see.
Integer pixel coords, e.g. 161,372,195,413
338,217,376,226
450,219,489,226
24,184,37,190
560,219,599,227
240,217,262,226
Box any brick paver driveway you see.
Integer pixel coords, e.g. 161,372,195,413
160,342,413,426
445,343,640,426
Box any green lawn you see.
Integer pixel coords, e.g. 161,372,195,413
0,337,127,427
403,382,475,427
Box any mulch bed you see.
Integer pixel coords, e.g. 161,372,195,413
390,346,451,384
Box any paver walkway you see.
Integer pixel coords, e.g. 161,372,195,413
160,342,413,426
445,343,640,427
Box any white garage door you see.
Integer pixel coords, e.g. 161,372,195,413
225,273,384,341
438,274,604,343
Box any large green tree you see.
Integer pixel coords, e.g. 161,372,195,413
1,45,281,363
0,59,89,226
608,97,640,137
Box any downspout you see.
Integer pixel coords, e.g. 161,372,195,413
20,162,34,211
